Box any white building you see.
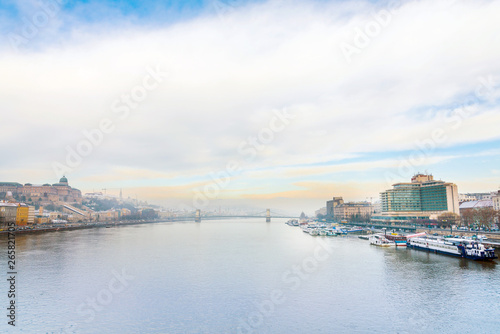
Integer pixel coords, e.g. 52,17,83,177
315,207,327,216
459,194,477,202
493,192,500,211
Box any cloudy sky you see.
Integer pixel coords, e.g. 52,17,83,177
1,0,499,214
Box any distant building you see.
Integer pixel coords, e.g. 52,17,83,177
121,208,132,216
461,192,495,201
315,207,327,217
459,200,494,213
92,210,119,222
372,174,459,225
326,197,344,219
35,216,50,224
333,202,374,221
0,203,18,229
16,204,30,226
493,192,500,211
0,177,82,205
459,194,477,203
0,182,23,194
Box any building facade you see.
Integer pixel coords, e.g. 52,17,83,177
326,197,344,219
0,203,18,229
333,202,374,221
0,177,82,205
492,191,500,211
16,204,30,226
459,194,477,203
372,174,459,225
315,207,327,217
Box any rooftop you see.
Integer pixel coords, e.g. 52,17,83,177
459,200,493,209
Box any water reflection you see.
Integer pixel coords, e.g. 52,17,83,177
0,222,498,334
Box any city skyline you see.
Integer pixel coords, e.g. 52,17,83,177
1,0,500,214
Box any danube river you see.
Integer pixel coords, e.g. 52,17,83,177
1,219,499,333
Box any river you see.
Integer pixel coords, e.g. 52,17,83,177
1,219,499,333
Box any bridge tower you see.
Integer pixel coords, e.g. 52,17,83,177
266,209,271,222
195,209,201,223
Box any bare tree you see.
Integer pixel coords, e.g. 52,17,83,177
437,212,460,229
461,209,475,228
475,207,496,230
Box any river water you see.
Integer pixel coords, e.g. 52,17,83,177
1,219,499,333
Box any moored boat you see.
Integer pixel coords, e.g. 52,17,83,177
407,235,497,261
385,233,407,247
326,230,337,237
369,235,394,247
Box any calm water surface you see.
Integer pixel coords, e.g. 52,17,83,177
1,219,499,333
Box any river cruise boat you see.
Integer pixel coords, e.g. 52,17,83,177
407,236,497,261
385,233,407,247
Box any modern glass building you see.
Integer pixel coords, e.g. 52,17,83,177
373,174,459,225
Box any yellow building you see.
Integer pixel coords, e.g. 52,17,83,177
16,204,29,226
35,216,50,224
121,208,131,216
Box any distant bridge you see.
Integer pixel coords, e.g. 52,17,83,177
167,209,296,223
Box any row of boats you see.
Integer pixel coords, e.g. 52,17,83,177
286,220,363,236
286,220,498,261
368,233,498,261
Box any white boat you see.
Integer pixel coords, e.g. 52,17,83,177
326,230,337,237
369,235,395,247
309,229,319,236
407,236,497,261
319,229,327,236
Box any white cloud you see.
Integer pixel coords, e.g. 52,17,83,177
1,0,500,208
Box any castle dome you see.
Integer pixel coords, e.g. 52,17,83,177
59,176,68,184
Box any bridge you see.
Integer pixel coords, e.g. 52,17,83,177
174,209,296,223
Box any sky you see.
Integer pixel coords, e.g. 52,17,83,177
1,0,500,215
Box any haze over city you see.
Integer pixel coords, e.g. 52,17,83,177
1,0,500,214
